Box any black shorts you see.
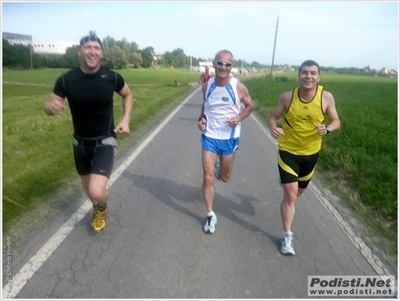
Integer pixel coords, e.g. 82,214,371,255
278,150,319,189
72,135,117,178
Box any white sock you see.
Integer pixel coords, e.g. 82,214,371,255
283,231,293,237
207,211,215,217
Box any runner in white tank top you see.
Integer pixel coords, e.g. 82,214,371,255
197,50,254,234
203,76,242,140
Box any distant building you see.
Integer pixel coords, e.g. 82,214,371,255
2,32,78,54
199,61,214,74
2,32,32,46
381,67,398,76
153,51,164,61
31,40,78,54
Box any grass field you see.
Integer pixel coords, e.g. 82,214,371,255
2,68,398,260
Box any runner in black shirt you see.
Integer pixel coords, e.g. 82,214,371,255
44,34,133,232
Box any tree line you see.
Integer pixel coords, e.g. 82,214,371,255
2,31,260,70
2,37,196,70
4,32,392,76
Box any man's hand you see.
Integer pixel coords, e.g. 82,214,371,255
114,121,130,136
45,97,66,115
315,123,328,136
227,116,240,128
198,117,206,131
271,127,285,139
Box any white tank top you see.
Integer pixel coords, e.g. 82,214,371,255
204,77,242,139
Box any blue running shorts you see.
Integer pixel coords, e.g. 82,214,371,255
201,134,240,156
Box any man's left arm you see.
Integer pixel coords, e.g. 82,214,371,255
114,83,133,135
227,82,254,128
316,91,341,135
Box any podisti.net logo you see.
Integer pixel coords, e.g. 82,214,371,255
308,275,395,297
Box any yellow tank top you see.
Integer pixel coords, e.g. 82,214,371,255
278,85,324,155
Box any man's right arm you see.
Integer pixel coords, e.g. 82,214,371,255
268,91,290,138
198,84,207,131
44,92,66,115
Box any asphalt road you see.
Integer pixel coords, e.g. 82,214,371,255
2,86,396,299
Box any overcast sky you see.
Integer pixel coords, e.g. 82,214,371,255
1,1,398,70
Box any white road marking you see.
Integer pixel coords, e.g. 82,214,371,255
2,87,201,299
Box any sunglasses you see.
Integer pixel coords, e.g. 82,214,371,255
215,60,232,68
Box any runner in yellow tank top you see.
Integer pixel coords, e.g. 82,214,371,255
268,60,341,255
279,85,325,156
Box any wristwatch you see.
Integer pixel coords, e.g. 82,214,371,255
198,115,207,121
326,125,331,135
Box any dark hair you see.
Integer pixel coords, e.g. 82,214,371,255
80,34,102,48
299,60,320,74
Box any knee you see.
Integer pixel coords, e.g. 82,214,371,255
283,191,297,205
203,172,214,186
88,186,107,202
220,174,230,183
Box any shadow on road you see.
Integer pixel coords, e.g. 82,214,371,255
123,172,279,250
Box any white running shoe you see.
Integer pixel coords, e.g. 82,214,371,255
215,161,221,181
203,214,218,234
280,233,295,255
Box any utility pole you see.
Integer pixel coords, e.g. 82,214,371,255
28,43,33,70
270,16,279,76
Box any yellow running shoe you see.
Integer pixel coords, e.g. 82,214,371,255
91,206,107,232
